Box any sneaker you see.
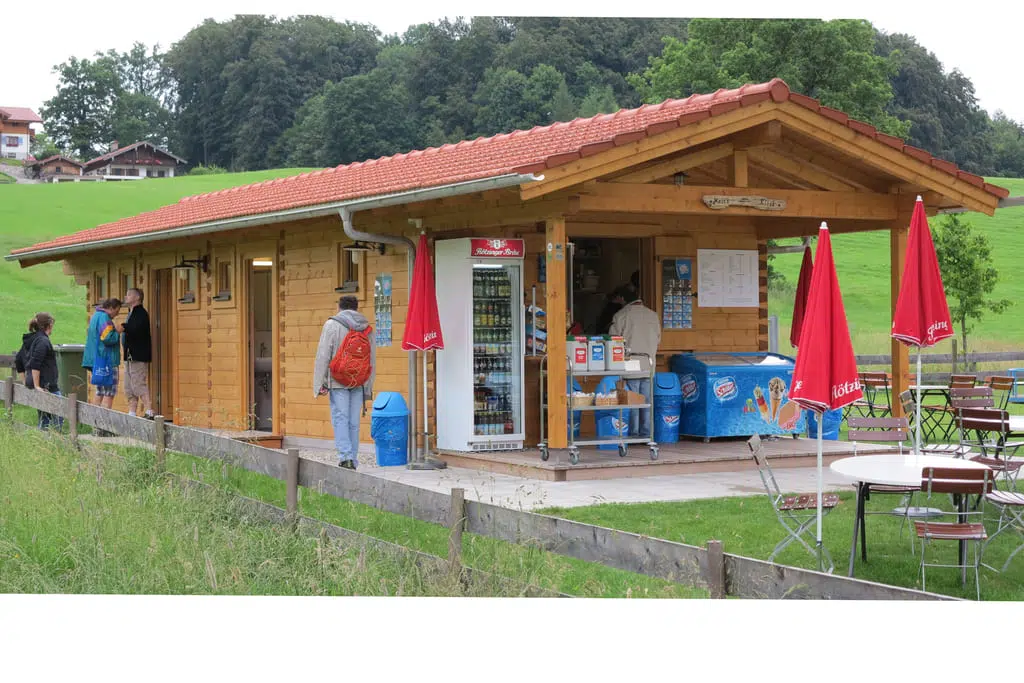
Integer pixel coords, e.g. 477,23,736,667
338,460,356,470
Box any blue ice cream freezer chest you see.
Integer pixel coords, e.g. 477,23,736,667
669,352,807,440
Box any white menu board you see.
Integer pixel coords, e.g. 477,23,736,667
697,249,760,308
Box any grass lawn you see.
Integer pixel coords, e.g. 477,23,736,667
540,482,1024,600
0,169,315,354
769,177,1024,357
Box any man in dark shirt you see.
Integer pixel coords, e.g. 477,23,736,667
121,287,154,418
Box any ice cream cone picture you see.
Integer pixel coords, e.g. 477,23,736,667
753,386,771,423
768,377,786,422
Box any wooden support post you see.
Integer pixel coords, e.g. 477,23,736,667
733,150,749,188
705,539,726,599
154,415,166,472
2,379,12,420
545,216,569,450
890,224,909,415
286,448,299,528
448,487,466,576
65,394,78,448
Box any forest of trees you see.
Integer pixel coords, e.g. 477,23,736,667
37,16,1024,176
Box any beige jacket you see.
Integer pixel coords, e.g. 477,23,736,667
609,300,661,370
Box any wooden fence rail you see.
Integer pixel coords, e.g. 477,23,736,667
2,377,955,601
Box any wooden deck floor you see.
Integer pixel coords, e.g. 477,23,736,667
438,437,894,482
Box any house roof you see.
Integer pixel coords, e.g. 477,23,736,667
9,78,1011,259
34,155,84,168
0,107,43,123
84,140,187,170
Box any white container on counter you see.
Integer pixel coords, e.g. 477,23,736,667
605,336,626,371
587,336,606,372
567,336,589,373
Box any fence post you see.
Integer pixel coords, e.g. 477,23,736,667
154,416,165,472
286,448,300,529
65,394,78,448
704,539,726,599
952,339,958,375
2,379,12,420
448,488,466,576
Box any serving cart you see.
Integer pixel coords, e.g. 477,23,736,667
537,351,659,465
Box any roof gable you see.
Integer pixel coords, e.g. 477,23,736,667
84,141,187,169
0,107,42,123
8,78,1011,261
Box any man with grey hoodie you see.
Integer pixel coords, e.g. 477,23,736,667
313,296,376,469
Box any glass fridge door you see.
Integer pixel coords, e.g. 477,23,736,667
471,263,522,438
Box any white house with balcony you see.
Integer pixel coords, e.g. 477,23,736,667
83,140,187,180
0,106,42,161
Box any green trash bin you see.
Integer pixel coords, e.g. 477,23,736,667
54,344,88,403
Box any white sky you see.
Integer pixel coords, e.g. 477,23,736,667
7,0,1024,125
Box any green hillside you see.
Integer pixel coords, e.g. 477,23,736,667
769,177,1024,357
1,169,315,353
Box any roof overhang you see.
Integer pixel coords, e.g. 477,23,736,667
6,173,542,266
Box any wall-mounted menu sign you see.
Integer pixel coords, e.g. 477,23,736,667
661,258,693,330
470,238,525,258
697,249,759,308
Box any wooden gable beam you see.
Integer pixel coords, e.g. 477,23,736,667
609,142,734,184
746,148,858,192
576,183,900,220
519,103,781,200
774,138,889,192
776,103,999,215
731,120,783,150
732,150,749,187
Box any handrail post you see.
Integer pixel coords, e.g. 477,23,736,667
705,539,726,598
286,448,300,530
2,379,12,421
154,416,166,472
448,488,466,578
65,394,78,448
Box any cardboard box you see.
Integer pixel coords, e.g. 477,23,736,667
615,381,645,405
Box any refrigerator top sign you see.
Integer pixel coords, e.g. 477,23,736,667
470,238,525,259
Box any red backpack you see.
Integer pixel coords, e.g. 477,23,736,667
329,322,374,388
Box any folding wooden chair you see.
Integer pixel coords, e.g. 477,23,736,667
916,467,992,600
956,408,1024,492
982,490,1024,573
747,434,839,573
847,417,920,553
850,371,891,418
901,389,972,457
985,376,1015,411
950,374,978,390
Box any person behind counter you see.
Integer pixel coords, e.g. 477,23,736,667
609,288,661,439
595,286,628,334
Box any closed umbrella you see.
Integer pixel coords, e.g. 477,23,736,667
402,232,444,466
790,243,814,348
789,222,863,571
891,196,953,456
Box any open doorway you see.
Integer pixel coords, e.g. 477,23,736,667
246,257,275,432
151,268,175,421
570,237,645,335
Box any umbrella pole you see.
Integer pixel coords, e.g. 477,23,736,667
408,350,446,470
816,412,823,572
916,349,922,458
423,350,429,459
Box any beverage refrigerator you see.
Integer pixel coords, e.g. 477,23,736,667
435,238,526,452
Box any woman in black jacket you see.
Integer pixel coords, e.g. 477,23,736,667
25,312,63,431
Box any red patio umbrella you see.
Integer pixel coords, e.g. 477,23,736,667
789,222,863,571
790,243,813,348
402,232,444,465
891,197,953,456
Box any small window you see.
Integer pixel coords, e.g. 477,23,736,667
127,168,139,177
176,267,196,304
212,248,235,306
55,166,62,174
94,273,107,301
336,244,363,293
122,272,134,293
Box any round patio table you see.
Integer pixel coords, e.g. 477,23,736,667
830,454,990,579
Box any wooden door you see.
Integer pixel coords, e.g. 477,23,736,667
151,268,175,421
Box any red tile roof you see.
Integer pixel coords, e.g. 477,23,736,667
34,155,84,168
10,79,1010,258
0,106,42,124
84,140,187,170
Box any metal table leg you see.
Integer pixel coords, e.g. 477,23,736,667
848,482,867,577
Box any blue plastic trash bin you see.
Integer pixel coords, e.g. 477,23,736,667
594,375,628,450
568,378,583,440
653,372,683,443
370,392,410,466
806,408,842,441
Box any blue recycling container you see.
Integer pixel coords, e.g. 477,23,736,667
594,375,628,450
370,392,410,466
653,372,682,443
806,408,842,441
568,378,583,440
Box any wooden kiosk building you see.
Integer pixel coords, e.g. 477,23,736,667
7,79,1015,478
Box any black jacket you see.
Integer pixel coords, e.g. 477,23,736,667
15,331,38,385
26,333,58,392
123,304,152,363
